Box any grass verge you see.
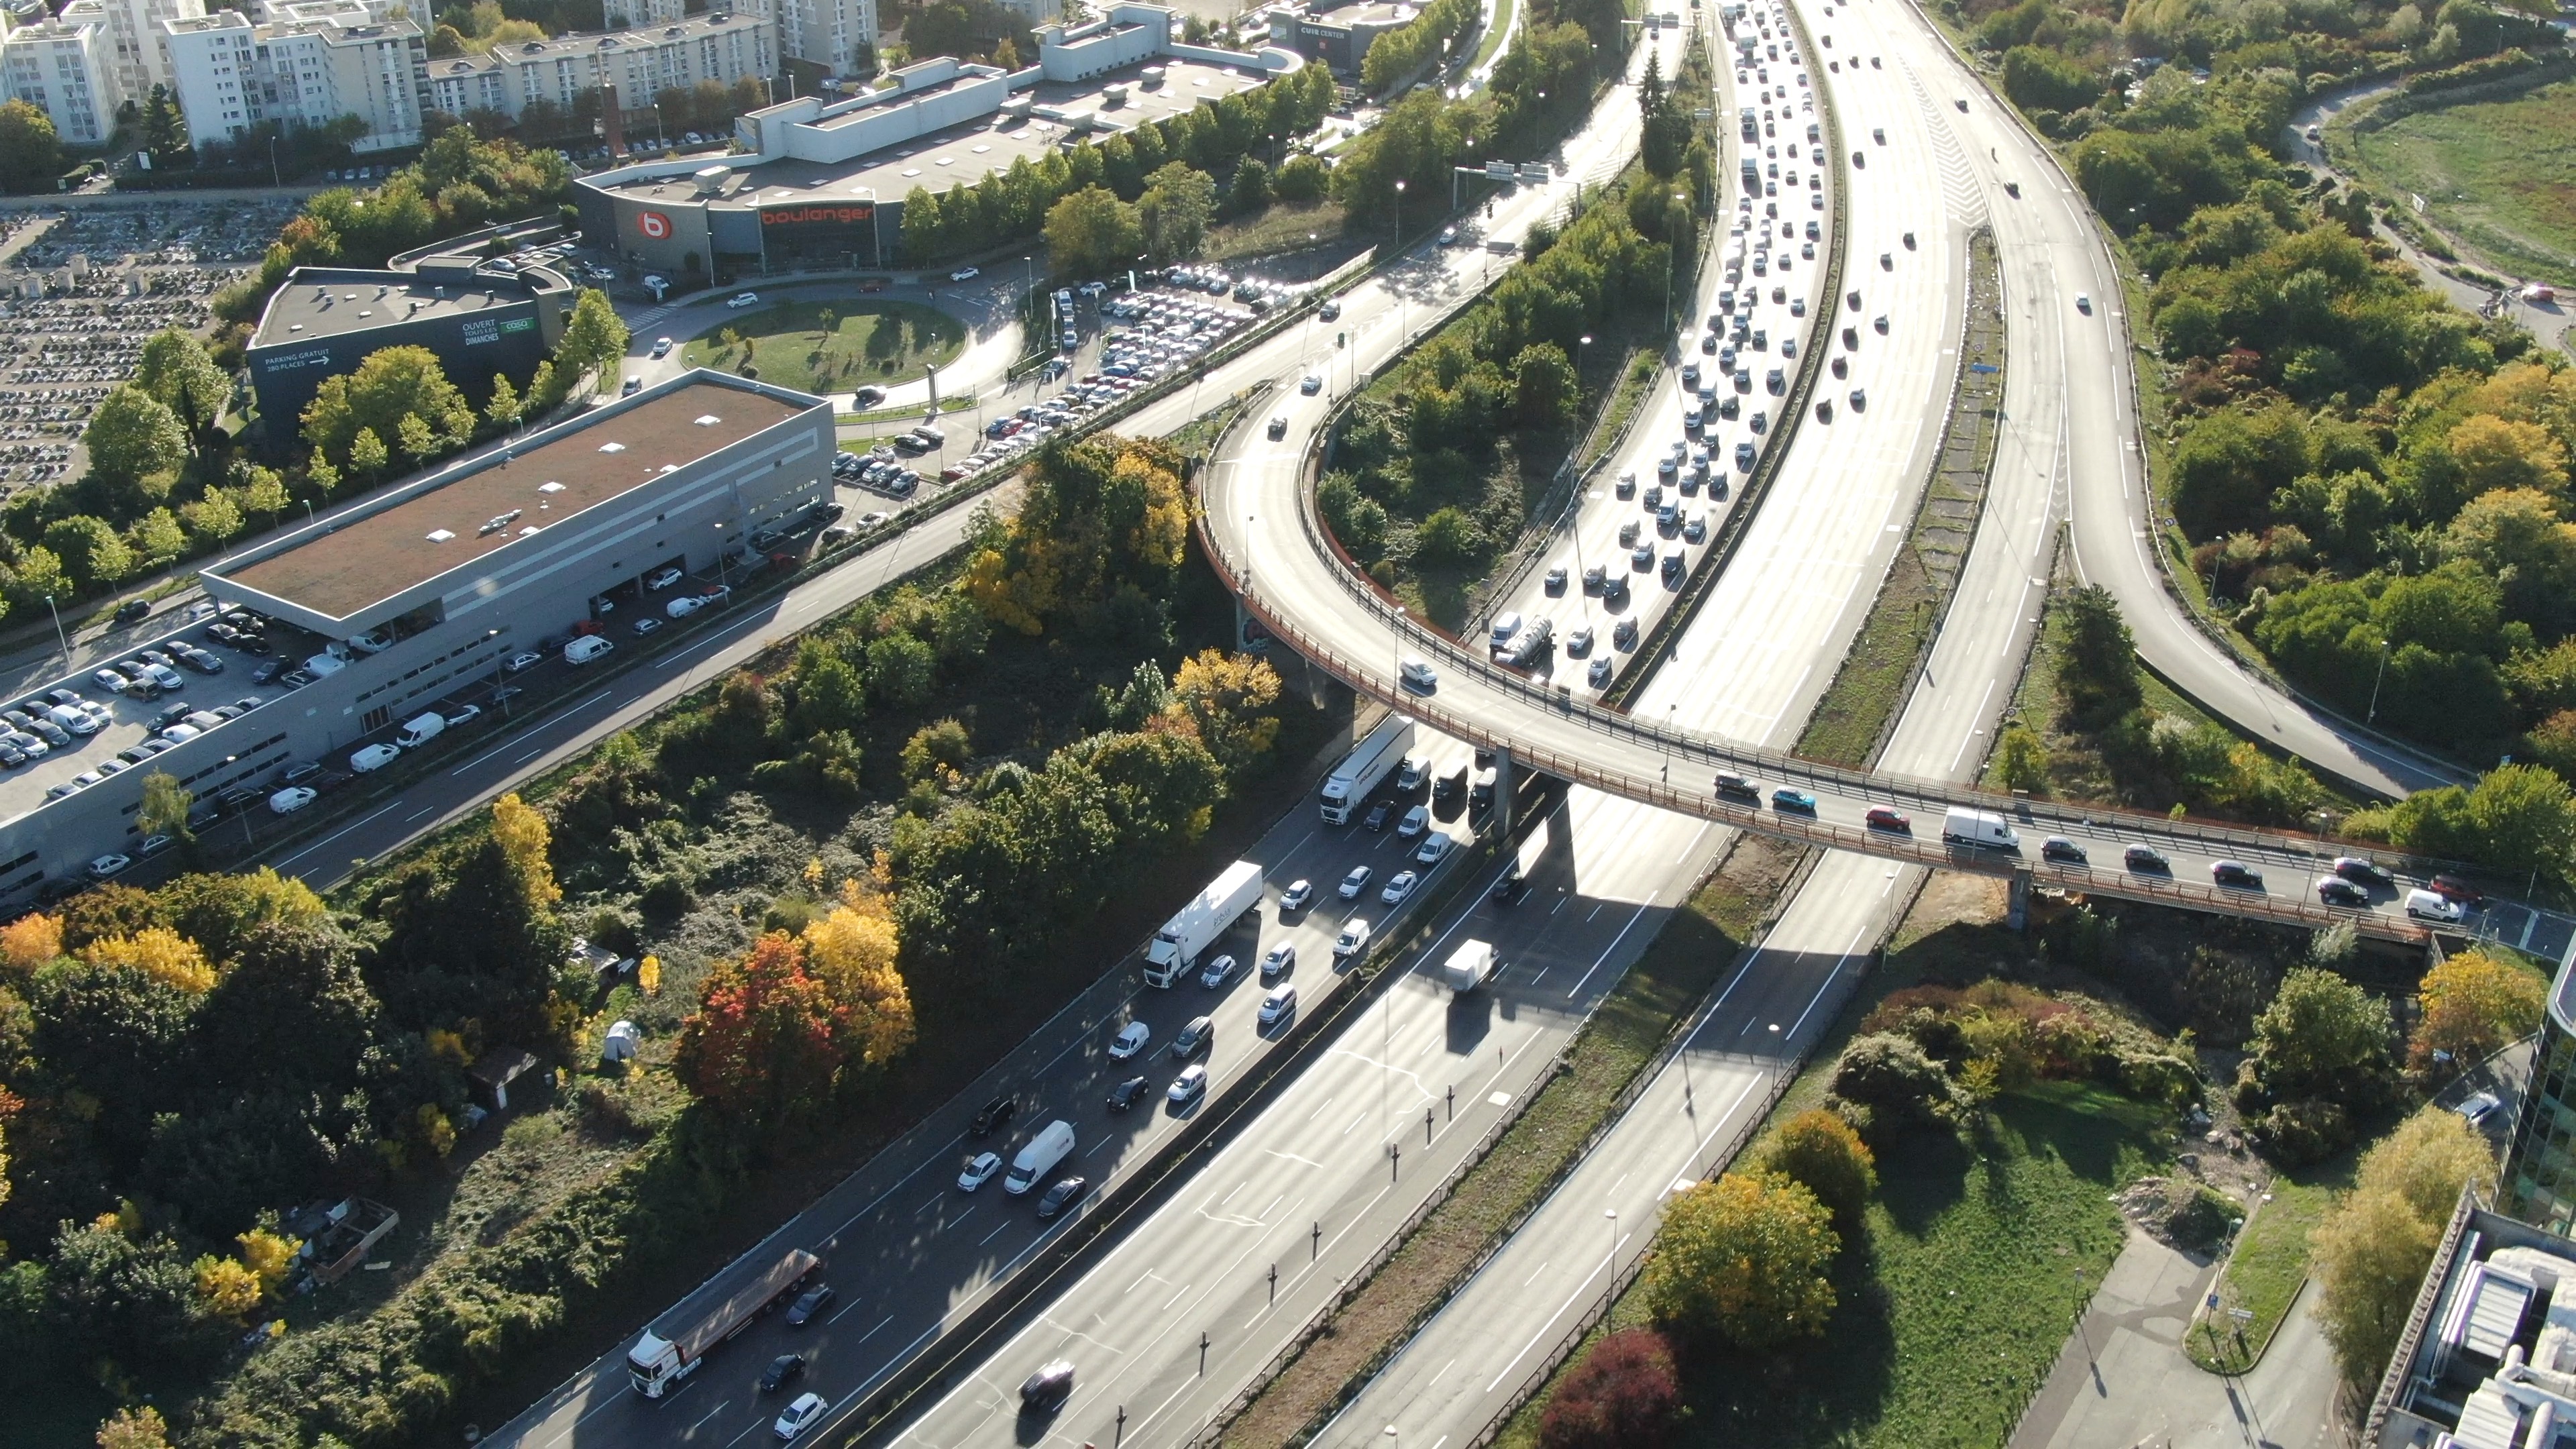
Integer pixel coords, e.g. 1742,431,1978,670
2186,1165,2344,1373
2341,76,2576,289
684,299,963,392
1576,347,1662,471
1493,881,2178,1449
1204,201,1350,263
1216,834,1806,1449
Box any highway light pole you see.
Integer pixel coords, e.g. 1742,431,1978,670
1392,178,1408,343
2367,636,2390,724
1603,1207,1619,1312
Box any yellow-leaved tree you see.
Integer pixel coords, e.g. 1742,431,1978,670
237,1226,299,1292
491,792,561,910
1171,649,1283,779
79,927,214,993
0,911,62,971
2313,1108,2498,1385
193,1253,263,1320
2409,949,2546,1081
95,1406,170,1449
802,867,916,1068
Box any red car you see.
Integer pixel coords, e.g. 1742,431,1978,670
1865,806,1911,832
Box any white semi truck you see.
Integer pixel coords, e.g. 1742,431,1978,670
1144,859,1265,987
626,1246,821,1397
1443,939,1497,992
1320,714,1415,824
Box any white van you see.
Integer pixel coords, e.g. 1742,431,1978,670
350,741,401,772
395,712,446,749
2405,888,2465,924
564,635,615,665
1003,1119,1077,1195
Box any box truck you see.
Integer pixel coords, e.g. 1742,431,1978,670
1144,860,1263,987
1444,940,1497,992
626,1246,822,1396
1004,1120,1077,1195
1321,714,1416,824
1941,807,2019,850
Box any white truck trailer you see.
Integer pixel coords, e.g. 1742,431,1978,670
1320,714,1416,824
1443,940,1497,992
626,1246,821,1397
1941,807,2021,850
1144,859,1264,987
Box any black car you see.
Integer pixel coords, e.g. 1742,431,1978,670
761,1354,807,1393
2124,845,2170,873
1106,1075,1150,1111
2332,857,2396,890
150,702,194,730
785,1285,835,1327
1034,1175,1088,1220
2317,877,2369,908
1020,1360,1076,1414
113,599,150,625
969,1094,1016,1136
1491,869,1527,905
2211,860,2264,889
1433,768,1466,803
1364,800,1393,832
251,661,284,685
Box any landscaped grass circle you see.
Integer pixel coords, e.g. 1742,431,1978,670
682,300,965,393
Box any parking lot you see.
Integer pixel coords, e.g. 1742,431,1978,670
0,199,300,489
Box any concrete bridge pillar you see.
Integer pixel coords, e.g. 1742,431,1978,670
1492,747,1515,828
2006,868,2032,932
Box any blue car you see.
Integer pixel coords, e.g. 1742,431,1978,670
1771,788,1816,813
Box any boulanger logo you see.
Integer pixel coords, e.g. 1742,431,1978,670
761,204,875,226
637,210,672,239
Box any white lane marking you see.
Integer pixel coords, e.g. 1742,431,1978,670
1563,894,1658,1000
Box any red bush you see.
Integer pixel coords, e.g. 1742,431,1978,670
1538,1327,1681,1449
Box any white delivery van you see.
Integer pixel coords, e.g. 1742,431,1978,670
2405,888,2464,924
1003,1120,1077,1195
565,635,615,665
1941,807,2019,850
395,712,446,749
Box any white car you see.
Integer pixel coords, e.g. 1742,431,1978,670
650,337,674,358
950,266,981,282
269,786,317,814
1338,865,1371,899
644,566,684,590
1397,805,1428,838
1258,985,1297,1028
1199,953,1240,989
1334,918,1372,959
666,594,709,619
1415,833,1453,865
87,853,131,879
1380,870,1419,906
727,291,759,309
773,1392,827,1440
1280,878,1314,912
1108,1021,1150,1059
958,1150,1003,1191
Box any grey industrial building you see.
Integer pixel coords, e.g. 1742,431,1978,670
0,370,831,903
1279,0,1418,73
245,231,576,449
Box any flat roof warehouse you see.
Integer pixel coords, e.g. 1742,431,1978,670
215,376,812,623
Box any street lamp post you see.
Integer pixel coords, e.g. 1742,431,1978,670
2368,636,2391,724
43,594,67,670
1603,1208,1619,1311
1392,178,1408,342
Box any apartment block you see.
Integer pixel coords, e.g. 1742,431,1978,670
771,0,875,76
0,13,122,146
601,0,688,30
160,6,426,153
421,11,774,123
54,0,205,101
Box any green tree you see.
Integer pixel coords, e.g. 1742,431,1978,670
2057,584,2141,727
301,345,472,464
1513,342,1578,429
1139,162,1217,262
1995,722,2050,792
396,411,439,467
867,631,938,708
140,85,188,169
2247,966,2392,1104
555,288,631,385
1646,1169,1839,1348
1044,184,1144,278
44,515,136,592
134,329,230,438
128,506,187,566
136,770,193,842
1415,506,1484,564
1230,156,1271,214
347,427,390,479
178,490,243,547
84,385,191,491
0,100,62,194
234,465,288,525
482,371,521,430
44,1219,222,1372
789,637,866,735
2313,1109,2498,1385
900,716,973,784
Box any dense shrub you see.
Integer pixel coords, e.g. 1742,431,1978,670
1539,1328,1682,1449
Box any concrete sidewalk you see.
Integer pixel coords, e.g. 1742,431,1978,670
2010,1227,2349,1449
